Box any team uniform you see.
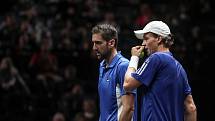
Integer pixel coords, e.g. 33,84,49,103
98,52,132,121
131,51,192,121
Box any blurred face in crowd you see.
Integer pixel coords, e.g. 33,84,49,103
92,33,111,60
83,99,96,112
142,32,161,55
52,112,65,121
0,58,12,70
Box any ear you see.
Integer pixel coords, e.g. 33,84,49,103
157,36,162,45
108,39,115,47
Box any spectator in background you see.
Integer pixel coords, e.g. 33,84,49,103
73,113,87,121
59,83,85,121
28,34,60,80
103,11,117,27
82,97,97,121
52,112,66,121
0,14,18,54
0,57,30,94
0,57,31,121
29,35,62,93
72,97,97,121
28,35,63,121
134,3,153,27
63,64,78,88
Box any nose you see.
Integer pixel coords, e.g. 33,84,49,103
142,40,146,46
93,43,97,50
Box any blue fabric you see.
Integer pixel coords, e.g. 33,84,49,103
132,52,191,121
98,52,134,121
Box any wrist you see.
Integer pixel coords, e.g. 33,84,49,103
128,56,139,70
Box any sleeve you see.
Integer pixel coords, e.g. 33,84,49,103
117,61,136,96
181,67,192,96
184,78,191,96
99,116,101,121
131,54,161,87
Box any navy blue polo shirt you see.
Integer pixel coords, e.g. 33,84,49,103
132,52,191,121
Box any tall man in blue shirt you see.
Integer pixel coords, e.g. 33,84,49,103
121,20,197,121
91,23,135,121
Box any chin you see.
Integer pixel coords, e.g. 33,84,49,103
146,50,150,55
97,55,102,60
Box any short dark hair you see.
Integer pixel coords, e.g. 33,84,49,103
91,23,118,47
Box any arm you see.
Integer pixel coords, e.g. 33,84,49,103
120,46,143,121
120,65,141,121
123,46,144,92
184,94,197,121
123,67,142,92
119,93,135,121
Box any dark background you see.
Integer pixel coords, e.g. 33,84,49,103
0,0,214,121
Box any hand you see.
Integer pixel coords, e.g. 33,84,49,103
131,46,144,57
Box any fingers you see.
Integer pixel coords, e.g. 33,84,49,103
132,45,142,50
135,45,144,52
140,45,145,51
131,46,144,56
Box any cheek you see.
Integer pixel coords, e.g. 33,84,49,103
97,45,105,51
145,41,155,51
147,40,156,47
145,41,152,48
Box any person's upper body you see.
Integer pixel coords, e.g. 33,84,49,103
123,20,197,121
91,23,135,121
0,57,30,94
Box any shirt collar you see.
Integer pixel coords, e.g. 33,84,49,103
164,51,173,56
101,51,123,69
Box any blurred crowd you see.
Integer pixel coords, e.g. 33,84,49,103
0,0,214,121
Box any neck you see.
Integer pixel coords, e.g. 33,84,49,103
105,49,117,65
158,45,170,52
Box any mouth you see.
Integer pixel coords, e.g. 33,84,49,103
141,45,146,51
94,51,102,58
95,52,101,56
143,47,149,55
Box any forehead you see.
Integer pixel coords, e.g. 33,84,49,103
92,33,104,42
143,32,156,38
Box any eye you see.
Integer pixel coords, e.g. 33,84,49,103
144,38,148,42
96,41,103,44
93,40,103,45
